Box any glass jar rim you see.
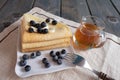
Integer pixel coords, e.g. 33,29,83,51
81,16,105,30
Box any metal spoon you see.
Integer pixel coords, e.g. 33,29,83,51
64,53,115,80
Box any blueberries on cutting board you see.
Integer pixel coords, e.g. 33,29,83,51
49,49,67,65
57,59,62,65
58,55,64,59
61,49,66,54
42,58,48,64
30,53,36,59
45,62,51,68
50,51,56,57
19,60,27,66
24,65,31,72
36,51,41,56
56,51,61,56
22,54,29,60
52,56,58,61
18,49,67,71
42,58,51,68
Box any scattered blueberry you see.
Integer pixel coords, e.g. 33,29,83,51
56,51,60,56
22,54,29,60
19,60,27,66
45,18,50,23
61,49,66,54
52,20,57,25
30,20,36,26
28,27,34,33
50,51,55,57
24,65,31,72
30,53,36,59
58,55,64,59
36,51,41,56
40,22,46,28
42,58,48,64
52,56,58,61
57,59,62,65
45,62,51,68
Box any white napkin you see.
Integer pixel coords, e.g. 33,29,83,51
0,7,120,80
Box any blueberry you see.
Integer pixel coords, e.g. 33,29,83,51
57,59,62,65
41,22,46,28
30,20,36,26
42,58,48,64
30,53,36,59
28,27,34,33
50,51,55,57
45,62,51,68
24,65,31,72
45,18,50,23
58,55,64,59
52,56,58,61
19,60,27,66
35,23,41,28
22,54,29,60
52,20,57,25
61,49,66,54
36,51,41,56
43,29,48,34
37,28,42,33
56,51,60,56
37,25,42,29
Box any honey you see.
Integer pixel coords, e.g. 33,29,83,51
73,23,100,50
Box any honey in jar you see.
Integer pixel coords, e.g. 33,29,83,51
73,23,100,50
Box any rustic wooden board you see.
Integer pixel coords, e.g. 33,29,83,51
0,0,34,32
87,0,120,37
34,0,61,16
111,0,120,13
61,0,90,23
0,0,7,10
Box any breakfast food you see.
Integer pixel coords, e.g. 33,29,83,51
20,14,72,52
18,49,67,72
42,58,51,68
24,65,31,72
19,60,27,66
30,53,36,59
36,51,41,56
22,54,29,60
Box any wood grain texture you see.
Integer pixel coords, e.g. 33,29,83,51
61,0,90,22
0,0,34,32
0,0,7,10
111,0,120,14
34,0,61,16
87,0,120,37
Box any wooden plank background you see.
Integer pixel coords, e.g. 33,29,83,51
0,0,120,37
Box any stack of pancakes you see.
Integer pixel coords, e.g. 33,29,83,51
20,14,72,52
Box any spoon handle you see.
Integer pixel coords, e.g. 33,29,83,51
93,70,115,80
98,72,115,80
